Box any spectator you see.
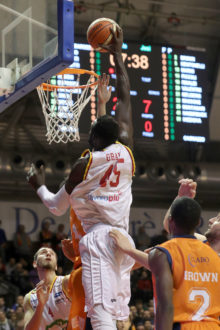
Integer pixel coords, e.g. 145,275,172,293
136,270,153,302
135,300,144,316
142,310,151,322
8,310,16,329
14,306,24,330
144,320,153,330
0,298,6,313
12,296,24,311
5,259,16,280
13,225,32,265
39,221,53,247
136,322,145,330
0,258,5,276
11,263,32,295
0,311,13,330
135,225,150,251
28,267,38,287
150,229,168,246
0,279,19,309
147,306,154,326
129,305,137,323
0,221,7,263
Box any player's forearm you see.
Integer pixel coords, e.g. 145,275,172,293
155,303,173,330
113,52,130,99
37,185,70,216
25,305,44,330
124,247,150,270
97,100,106,117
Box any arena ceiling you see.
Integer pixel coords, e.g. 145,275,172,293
0,0,220,208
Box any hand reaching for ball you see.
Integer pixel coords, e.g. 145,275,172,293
99,26,123,54
87,18,123,54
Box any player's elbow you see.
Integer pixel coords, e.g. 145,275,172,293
48,206,69,216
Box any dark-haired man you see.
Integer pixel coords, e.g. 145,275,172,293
27,26,135,329
110,197,220,329
23,246,71,330
163,178,220,255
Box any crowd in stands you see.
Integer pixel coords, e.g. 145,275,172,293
0,220,168,329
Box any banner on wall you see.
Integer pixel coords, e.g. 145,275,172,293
0,201,217,241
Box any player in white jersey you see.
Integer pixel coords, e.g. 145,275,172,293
27,27,135,329
24,245,72,330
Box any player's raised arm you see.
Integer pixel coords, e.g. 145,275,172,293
97,74,112,118
27,155,89,215
24,280,50,330
101,27,133,149
163,178,197,232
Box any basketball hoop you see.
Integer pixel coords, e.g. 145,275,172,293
37,68,99,144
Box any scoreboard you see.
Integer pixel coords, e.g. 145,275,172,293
51,39,209,143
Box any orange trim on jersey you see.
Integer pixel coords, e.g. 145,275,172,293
81,149,93,180
116,141,136,176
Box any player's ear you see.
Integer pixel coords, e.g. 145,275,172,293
33,261,37,268
168,215,174,233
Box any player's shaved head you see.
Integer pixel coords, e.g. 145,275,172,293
170,197,201,233
89,115,119,150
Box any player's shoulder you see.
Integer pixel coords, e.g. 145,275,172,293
61,275,72,301
24,289,35,311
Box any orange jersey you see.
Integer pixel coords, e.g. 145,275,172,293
68,208,87,329
70,208,86,269
67,267,87,330
153,236,220,328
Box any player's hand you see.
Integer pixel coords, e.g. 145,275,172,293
109,229,133,253
99,26,123,54
144,247,154,254
98,74,112,104
36,280,50,307
61,239,75,262
178,178,197,199
27,163,45,191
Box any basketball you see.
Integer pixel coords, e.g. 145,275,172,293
87,18,119,52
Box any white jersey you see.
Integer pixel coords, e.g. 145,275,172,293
28,276,71,330
70,142,135,233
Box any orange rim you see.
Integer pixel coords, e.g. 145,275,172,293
38,68,99,91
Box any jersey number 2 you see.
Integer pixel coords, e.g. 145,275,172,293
189,289,210,321
99,159,124,188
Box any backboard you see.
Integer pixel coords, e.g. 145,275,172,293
0,0,74,113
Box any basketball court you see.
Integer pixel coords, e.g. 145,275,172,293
0,1,220,329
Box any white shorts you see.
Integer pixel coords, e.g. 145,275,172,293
79,224,135,320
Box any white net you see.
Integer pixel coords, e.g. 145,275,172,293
37,72,98,144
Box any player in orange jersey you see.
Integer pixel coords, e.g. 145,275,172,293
163,178,220,255
110,197,220,329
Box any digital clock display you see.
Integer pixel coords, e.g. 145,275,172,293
51,39,209,143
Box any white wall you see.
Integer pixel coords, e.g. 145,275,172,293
0,201,216,241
